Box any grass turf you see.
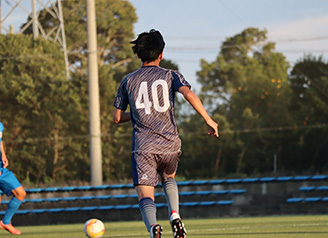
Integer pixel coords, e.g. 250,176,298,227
0,215,327,237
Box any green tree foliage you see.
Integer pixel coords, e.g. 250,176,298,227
180,28,293,178
0,34,83,184
2,0,139,184
287,56,328,173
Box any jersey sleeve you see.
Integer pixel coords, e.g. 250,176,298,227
171,71,191,92
113,77,129,111
0,122,3,141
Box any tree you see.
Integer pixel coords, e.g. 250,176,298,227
287,55,328,173
10,0,139,184
0,34,83,183
186,28,292,178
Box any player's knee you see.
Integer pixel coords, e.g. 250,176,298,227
15,188,26,201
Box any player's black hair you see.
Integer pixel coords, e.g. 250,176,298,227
130,29,165,63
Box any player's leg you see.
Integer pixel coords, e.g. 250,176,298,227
163,173,179,216
160,153,187,238
133,152,162,237
136,185,162,237
0,169,26,235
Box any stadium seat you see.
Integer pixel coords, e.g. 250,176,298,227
317,186,328,191
225,178,242,184
294,176,310,181
259,177,276,182
286,198,303,203
217,200,234,205
277,176,293,182
230,189,247,194
242,178,259,183
304,197,321,202
311,175,328,180
299,186,316,192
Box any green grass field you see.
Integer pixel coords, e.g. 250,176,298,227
0,215,327,237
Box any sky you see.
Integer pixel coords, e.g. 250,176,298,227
1,0,328,90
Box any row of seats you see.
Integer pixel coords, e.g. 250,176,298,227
24,175,328,194
1,189,246,205
0,200,234,216
299,186,328,192
287,197,328,203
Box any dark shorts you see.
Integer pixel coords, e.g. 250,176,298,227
0,168,21,196
132,152,181,187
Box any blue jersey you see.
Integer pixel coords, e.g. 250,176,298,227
0,122,4,168
114,66,191,154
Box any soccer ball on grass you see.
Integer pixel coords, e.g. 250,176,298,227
84,218,105,238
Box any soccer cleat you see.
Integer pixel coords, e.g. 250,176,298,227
150,224,163,238
170,211,187,238
0,221,22,235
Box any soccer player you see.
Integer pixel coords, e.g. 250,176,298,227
0,122,26,235
113,30,219,238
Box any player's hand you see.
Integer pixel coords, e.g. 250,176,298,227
2,156,8,168
206,118,219,137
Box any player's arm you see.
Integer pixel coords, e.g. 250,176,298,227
178,86,219,137
113,108,131,124
0,141,9,168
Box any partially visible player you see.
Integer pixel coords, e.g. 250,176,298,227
0,122,26,235
113,30,219,238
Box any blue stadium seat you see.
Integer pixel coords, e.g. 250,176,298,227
47,197,61,202
304,197,321,202
48,208,64,213
26,188,42,193
179,191,195,196
44,187,59,192
81,206,98,211
60,186,77,192
177,181,192,186
230,189,246,194
213,190,228,195
97,206,114,210
182,202,199,207
65,207,81,212
197,191,211,196
80,196,96,201
311,175,328,180
317,186,328,191
242,178,259,183
63,197,79,201
217,200,233,205
200,201,216,206
299,186,316,192
260,177,276,182
287,198,303,203
294,176,310,181
277,176,293,182
31,209,47,214
225,178,242,184
16,210,30,215
209,179,225,185
77,186,92,191
192,180,209,185
114,205,132,209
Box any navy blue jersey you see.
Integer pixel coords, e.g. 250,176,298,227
114,66,191,154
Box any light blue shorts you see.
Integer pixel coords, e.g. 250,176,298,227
0,168,21,196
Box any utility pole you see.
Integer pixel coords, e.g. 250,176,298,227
31,0,39,39
86,0,103,186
